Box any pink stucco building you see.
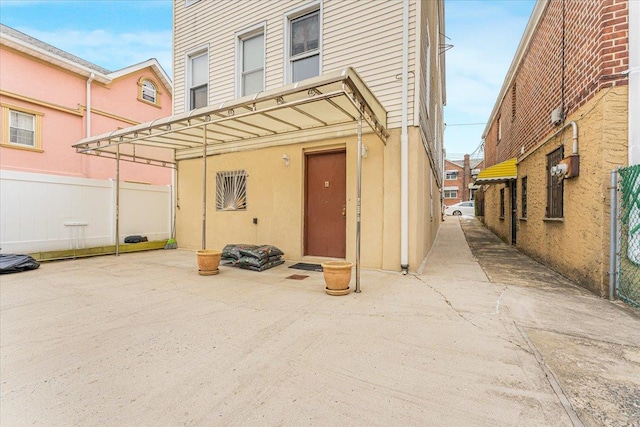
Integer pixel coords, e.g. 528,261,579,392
0,24,172,184
0,24,173,254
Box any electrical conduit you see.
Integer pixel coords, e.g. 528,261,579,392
400,0,409,274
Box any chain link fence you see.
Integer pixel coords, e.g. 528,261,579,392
617,165,640,308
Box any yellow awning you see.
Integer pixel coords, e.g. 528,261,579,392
474,158,517,184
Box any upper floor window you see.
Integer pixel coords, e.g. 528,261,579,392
138,77,161,106
445,170,458,180
142,80,156,103
1,105,42,150
424,24,431,115
188,50,208,110
10,110,35,146
497,116,502,142
288,7,320,83
238,27,265,97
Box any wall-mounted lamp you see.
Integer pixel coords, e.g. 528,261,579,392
282,154,290,167
361,145,369,158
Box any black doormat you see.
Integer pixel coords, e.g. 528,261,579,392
288,262,323,272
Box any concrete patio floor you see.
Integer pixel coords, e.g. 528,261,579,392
1,219,638,426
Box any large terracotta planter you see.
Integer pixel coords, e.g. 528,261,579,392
322,261,353,296
196,250,222,276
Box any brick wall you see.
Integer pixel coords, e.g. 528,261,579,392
485,0,629,164
443,160,464,205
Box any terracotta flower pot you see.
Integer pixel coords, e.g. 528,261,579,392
196,249,222,276
322,261,353,295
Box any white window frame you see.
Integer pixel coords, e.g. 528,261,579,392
444,189,458,199
186,47,209,112
1,104,42,150
445,170,458,180
142,80,156,103
235,22,266,98
284,1,322,84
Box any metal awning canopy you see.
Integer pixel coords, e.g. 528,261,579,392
73,67,388,167
73,67,388,294
474,158,518,184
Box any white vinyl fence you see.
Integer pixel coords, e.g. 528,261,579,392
0,170,171,254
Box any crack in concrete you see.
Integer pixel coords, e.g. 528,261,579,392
410,274,481,328
516,324,585,427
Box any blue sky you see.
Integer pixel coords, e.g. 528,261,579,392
0,0,535,159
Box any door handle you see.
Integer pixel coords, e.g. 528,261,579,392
342,205,346,216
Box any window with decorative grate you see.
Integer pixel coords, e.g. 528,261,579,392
521,176,527,218
546,147,564,218
500,188,505,218
216,170,247,211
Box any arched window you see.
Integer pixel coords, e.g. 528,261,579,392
141,80,157,103
138,77,161,106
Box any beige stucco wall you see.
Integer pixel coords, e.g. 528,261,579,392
176,127,439,271
482,86,628,295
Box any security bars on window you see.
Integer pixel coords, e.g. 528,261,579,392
216,170,247,211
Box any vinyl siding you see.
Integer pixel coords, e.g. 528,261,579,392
417,0,444,184
173,0,421,129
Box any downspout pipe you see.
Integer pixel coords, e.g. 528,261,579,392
400,0,409,274
86,73,95,138
609,169,617,301
569,120,578,155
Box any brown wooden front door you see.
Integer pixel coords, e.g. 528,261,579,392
304,150,346,258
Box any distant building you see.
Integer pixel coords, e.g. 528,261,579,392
0,24,173,253
444,154,484,206
0,24,172,183
476,0,638,296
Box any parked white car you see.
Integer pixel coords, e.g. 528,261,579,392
444,201,475,216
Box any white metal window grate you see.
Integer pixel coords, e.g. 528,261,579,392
216,170,247,211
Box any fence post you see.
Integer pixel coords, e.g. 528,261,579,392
609,169,618,301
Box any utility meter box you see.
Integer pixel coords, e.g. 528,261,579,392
551,108,563,126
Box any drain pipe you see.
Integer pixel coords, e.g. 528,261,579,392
86,73,95,137
569,120,578,155
400,0,409,274
609,169,617,300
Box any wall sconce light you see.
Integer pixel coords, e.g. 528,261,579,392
282,154,290,167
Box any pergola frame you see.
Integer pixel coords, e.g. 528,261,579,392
73,68,388,293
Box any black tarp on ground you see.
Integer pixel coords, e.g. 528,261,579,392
0,254,40,274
